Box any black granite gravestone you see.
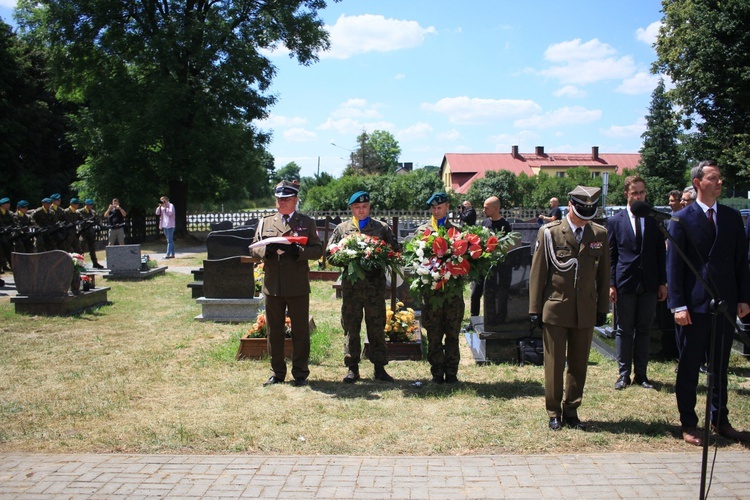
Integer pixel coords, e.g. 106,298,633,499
209,221,233,232
12,250,72,297
202,256,255,299
206,225,257,260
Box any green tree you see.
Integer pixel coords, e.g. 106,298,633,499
369,130,401,173
465,170,521,210
0,20,81,203
654,0,750,188
16,0,336,232
274,162,302,184
637,78,688,205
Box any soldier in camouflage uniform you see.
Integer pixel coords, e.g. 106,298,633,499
78,199,104,268
12,200,36,253
32,198,57,252
0,197,14,271
61,198,83,253
414,192,465,384
329,191,399,384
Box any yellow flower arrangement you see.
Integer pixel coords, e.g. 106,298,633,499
384,301,419,342
246,310,292,338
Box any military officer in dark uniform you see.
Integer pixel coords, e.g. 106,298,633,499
329,191,399,384
529,186,610,431
12,200,36,253
32,198,57,252
61,198,83,253
49,193,66,249
414,192,465,384
0,197,14,271
78,199,104,268
250,180,323,387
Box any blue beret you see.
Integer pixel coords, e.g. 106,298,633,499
0,197,9,204
348,191,370,205
426,192,449,207
85,199,94,205
41,197,52,203
70,198,80,205
50,193,61,200
17,200,29,208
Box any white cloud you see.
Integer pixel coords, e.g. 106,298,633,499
538,38,636,85
438,129,462,141
283,128,317,142
617,72,660,95
258,114,307,128
318,117,394,135
544,38,616,62
514,106,601,129
394,73,406,80
422,96,541,125
553,85,586,98
397,122,433,141
323,14,436,59
330,98,383,120
601,118,646,138
636,21,661,45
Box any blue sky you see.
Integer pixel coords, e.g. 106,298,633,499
0,1,665,178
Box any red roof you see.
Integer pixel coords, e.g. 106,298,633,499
441,150,641,194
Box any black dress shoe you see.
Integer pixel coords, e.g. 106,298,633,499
549,417,562,431
293,378,308,387
634,377,655,389
699,364,709,374
614,374,631,390
564,416,586,431
432,374,445,384
444,374,459,384
263,376,284,386
93,263,104,269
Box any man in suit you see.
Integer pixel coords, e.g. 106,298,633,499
668,160,750,446
250,180,323,387
530,186,610,431
609,176,667,390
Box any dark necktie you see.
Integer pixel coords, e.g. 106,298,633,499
282,215,290,226
707,208,715,237
575,227,582,243
635,216,642,249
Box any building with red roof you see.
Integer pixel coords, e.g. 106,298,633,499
439,146,641,194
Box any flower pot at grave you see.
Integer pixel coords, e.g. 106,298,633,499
82,281,91,292
70,270,81,294
362,324,423,361
236,337,293,360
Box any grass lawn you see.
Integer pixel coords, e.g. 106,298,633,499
2,245,750,455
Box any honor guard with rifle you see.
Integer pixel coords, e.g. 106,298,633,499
0,197,13,271
12,200,37,253
61,198,83,253
31,197,58,252
78,199,104,268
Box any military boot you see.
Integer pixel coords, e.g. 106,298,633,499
374,364,394,382
343,364,360,384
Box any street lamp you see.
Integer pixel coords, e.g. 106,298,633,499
331,142,365,172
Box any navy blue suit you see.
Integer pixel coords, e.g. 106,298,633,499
609,209,666,381
667,202,750,427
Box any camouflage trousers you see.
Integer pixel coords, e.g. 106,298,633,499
341,278,388,367
421,295,465,377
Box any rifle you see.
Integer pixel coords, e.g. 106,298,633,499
77,219,102,237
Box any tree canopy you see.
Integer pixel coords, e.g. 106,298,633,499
654,0,750,186
637,77,688,205
16,0,336,229
343,129,401,175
